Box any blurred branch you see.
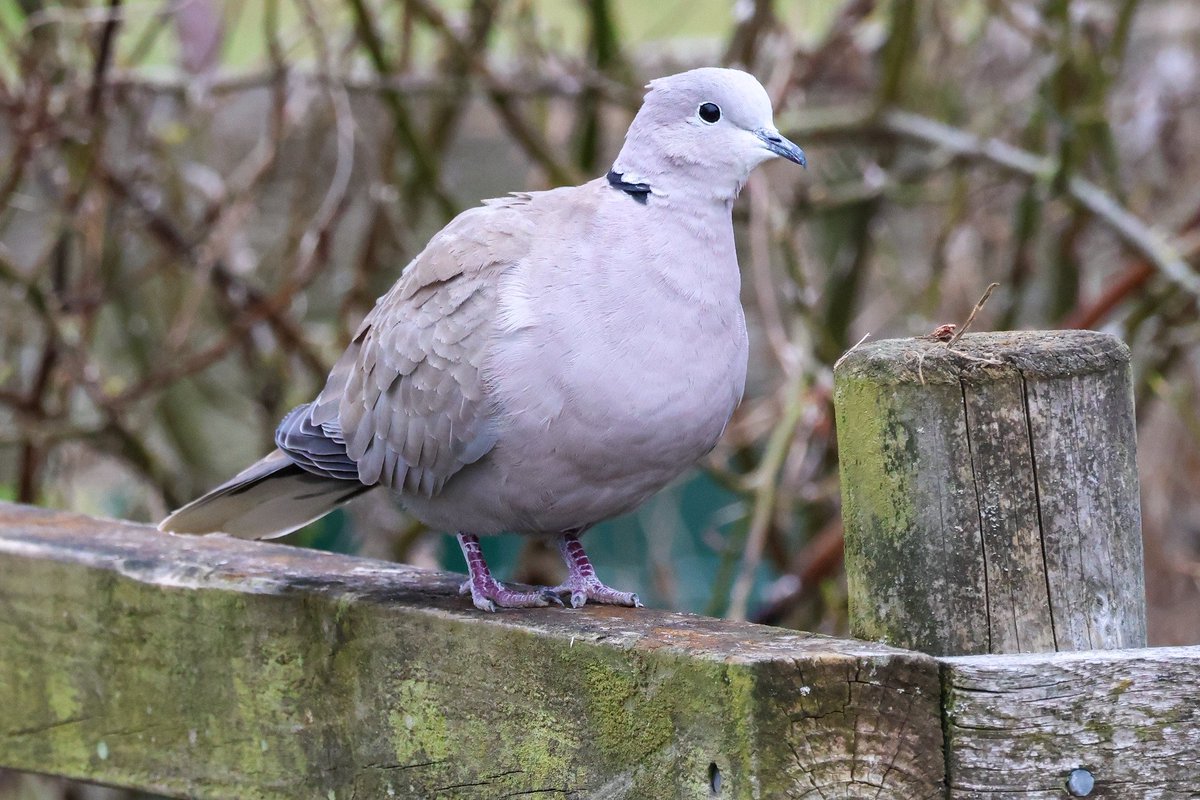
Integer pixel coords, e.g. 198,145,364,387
751,518,844,626
782,106,1200,299
293,0,356,285
406,0,583,186
727,372,808,621
724,0,777,68
86,0,121,116
426,0,501,160
166,32,288,351
346,0,457,217
107,69,632,100
1064,260,1154,329
888,109,1200,298
876,0,916,107
1066,204,1200,328
985,0,1053,47
746,173,794,371
89,171,328,410
573,0,628,173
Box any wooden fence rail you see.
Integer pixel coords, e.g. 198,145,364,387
0,503,1196,798
0,503,946,799
2,331,1197,798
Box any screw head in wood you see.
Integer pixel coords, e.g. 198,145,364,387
1067,768,1095,796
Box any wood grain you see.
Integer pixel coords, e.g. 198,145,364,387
0,502,945,799
943,647,1200,798
835,330,1146,656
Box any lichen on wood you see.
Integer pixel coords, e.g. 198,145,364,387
0,502,945,799
942,647,1200,798
835,330,1145,656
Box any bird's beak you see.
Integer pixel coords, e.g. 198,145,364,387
756,129,807,168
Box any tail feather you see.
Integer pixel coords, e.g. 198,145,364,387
159,449,373,539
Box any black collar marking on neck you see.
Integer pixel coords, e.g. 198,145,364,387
607,170,651,205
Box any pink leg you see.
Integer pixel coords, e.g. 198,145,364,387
551,531,643,609
456,533,561,612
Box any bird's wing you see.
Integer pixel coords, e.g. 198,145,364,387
309,199,536,496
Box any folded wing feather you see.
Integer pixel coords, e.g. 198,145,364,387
307,202,534,497
161,198,540,537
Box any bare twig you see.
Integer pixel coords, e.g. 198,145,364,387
833,332,872,372
945,282,999,348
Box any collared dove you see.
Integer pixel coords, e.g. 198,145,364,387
161,67,806,611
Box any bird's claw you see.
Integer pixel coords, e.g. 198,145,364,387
456,531,640,611
550,578,642,609
463,577,563,612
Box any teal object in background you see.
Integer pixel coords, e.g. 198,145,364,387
292,508,358,556
440,473,776,615
293,474,776,615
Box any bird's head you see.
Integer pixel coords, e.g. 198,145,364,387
612,68,806,201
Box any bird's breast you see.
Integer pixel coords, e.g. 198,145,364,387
489,234,748,485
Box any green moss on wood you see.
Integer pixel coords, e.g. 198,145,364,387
836,330,1143,656
0,503,946,799
836,372,925,648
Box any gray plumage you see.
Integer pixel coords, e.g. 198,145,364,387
158,449,369,538
160,67,805,548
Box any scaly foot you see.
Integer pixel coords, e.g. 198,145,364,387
550,531,643,608
456,532,562,612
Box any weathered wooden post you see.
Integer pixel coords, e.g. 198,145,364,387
834,330,1146,656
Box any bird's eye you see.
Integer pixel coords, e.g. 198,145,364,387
698,102,721,124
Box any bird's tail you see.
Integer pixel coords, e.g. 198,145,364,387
159,449,373,540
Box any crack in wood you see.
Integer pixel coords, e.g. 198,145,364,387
960,378,994,654
1019,372,1059,650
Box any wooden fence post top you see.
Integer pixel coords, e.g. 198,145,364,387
835,329,1130,384
834,328,1145,657
0,501,947,799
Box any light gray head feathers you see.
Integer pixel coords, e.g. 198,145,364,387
612,68,806,201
